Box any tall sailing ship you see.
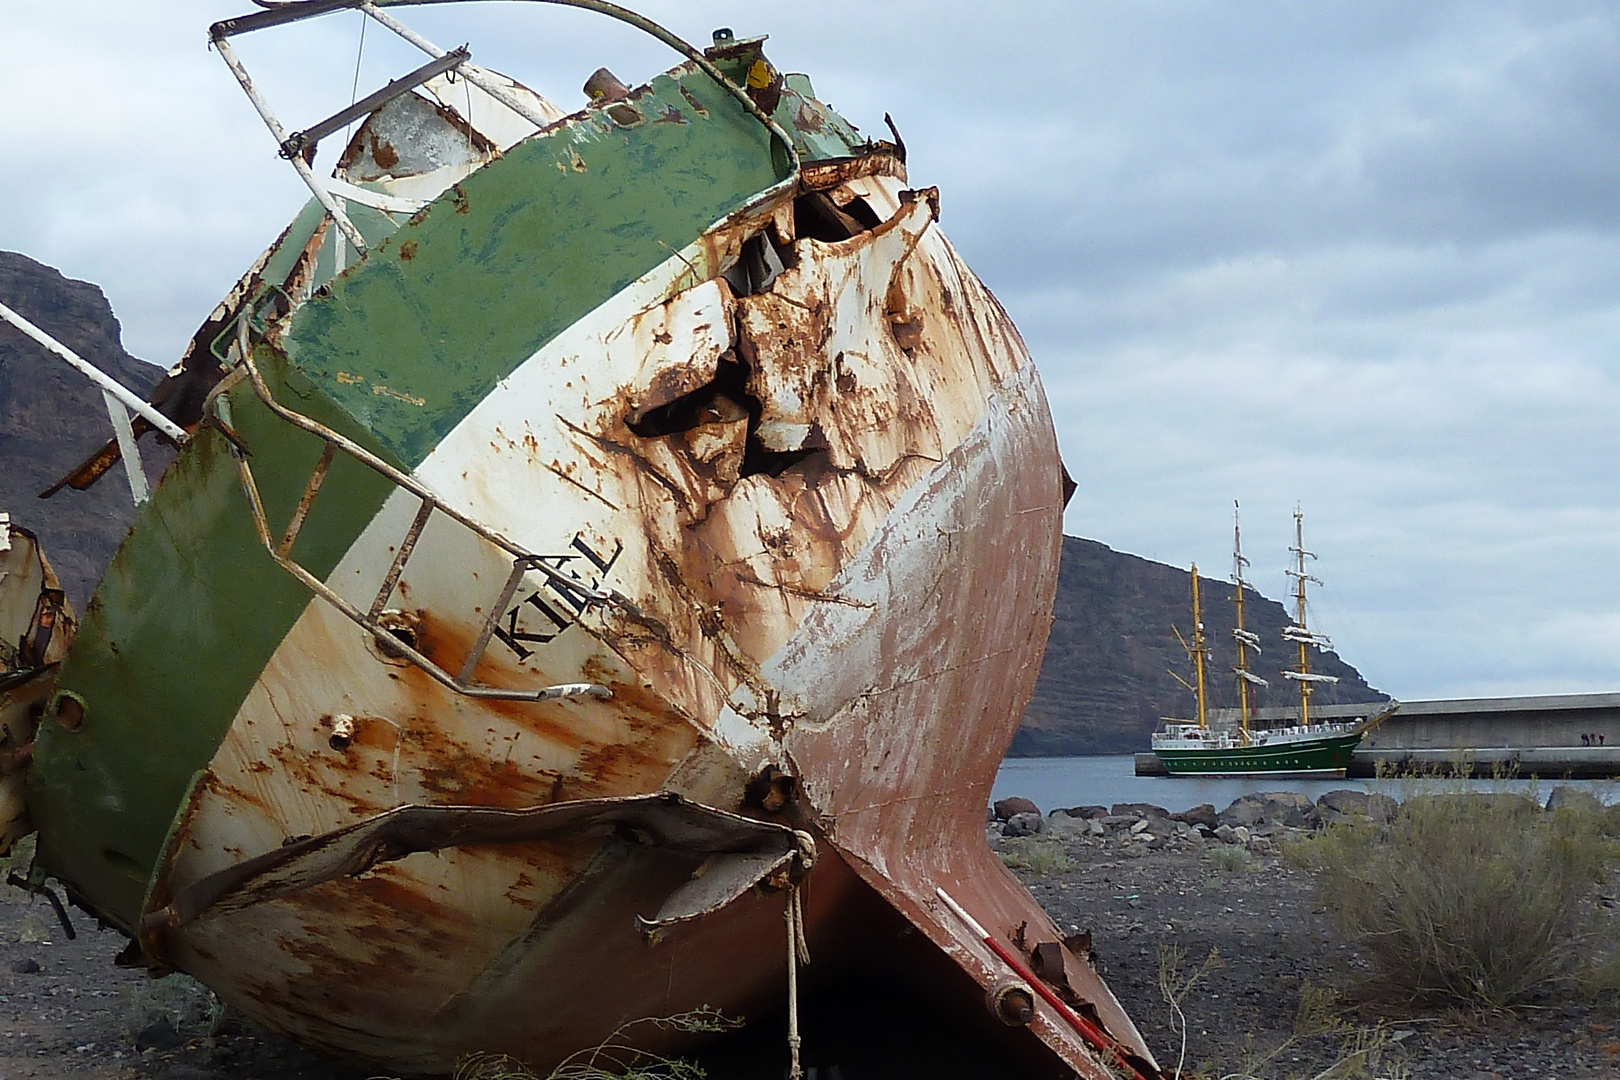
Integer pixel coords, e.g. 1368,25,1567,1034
1151,506,1363,777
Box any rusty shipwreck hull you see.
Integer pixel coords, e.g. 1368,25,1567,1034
12,3,1159,1077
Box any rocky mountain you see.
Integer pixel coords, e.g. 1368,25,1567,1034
0,252,165,609
1012,535,1386,756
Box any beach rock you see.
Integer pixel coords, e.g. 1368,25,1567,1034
135,1020,184,1052
1217,795,1266,828
1171,803,1218,829
1128,819,1150,835
1545,786,1604,814
1084,818,1106,837
1316,789,1396,825
1111,802,1170,820
1260,792,1316,828
1002,812,1045,837
1219,791,1315,829
1057,805,1110,820
1213,824,1238,844
993,797,1040,822
1099,815,1141,830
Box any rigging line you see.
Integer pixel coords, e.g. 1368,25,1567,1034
343,10,368,147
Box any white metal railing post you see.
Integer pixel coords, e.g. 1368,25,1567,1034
100,390,150,503
211,36,370,255
0,301,183,506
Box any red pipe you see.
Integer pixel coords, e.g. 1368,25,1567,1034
936,888,1155,1080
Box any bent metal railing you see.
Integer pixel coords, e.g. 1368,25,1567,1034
207,0,803,261
225,316,624,704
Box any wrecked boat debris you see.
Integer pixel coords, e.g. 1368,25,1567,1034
2,2,1160,1077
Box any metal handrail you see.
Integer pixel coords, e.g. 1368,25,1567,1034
227,317,620,704
207,0,803,260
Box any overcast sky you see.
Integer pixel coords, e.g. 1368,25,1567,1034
4,1,1619,701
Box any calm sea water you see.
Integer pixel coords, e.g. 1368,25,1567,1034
991,754,1620,815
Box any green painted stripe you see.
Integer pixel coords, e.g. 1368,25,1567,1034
30,359,399,932
284,65,791,468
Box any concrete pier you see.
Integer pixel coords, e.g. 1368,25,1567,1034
1135,693,1620,778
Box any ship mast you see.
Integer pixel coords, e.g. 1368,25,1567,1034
1169,564,1212,730
1230,502,1267,738
1282,506,1337,726
1191,564,1209,729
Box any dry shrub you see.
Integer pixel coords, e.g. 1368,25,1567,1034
1293,791,1612,1008
999,836,1077,876
1157,947,1407,1080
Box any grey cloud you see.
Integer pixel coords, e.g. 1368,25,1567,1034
5,0,1620,700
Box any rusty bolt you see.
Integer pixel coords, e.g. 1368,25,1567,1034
583,68,630,103
988,981,1035,1027
329,714,356,751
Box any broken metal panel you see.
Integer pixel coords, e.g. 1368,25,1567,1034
144,793,798,928
337,87,494,184
0,518,75,854
620,277,736,425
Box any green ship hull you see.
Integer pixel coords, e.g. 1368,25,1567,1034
1154,732,1363,777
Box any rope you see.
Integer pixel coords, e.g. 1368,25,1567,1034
785,888,803,1080
784,830,816,1080
343,11,367,147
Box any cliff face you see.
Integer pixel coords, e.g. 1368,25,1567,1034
1013,535,1386,756
0,252,165,609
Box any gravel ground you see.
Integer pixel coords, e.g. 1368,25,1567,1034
0,809,1616,1079
998,811,1620,1079
0,863,365,1080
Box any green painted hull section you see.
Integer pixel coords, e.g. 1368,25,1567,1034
29,361,398,931
1154,733,1363,776
285,66,789,469
30,53,872,933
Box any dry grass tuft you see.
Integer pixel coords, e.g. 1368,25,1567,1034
999,836,1077,876
1208,845,1250,873
445,1009,741,1080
